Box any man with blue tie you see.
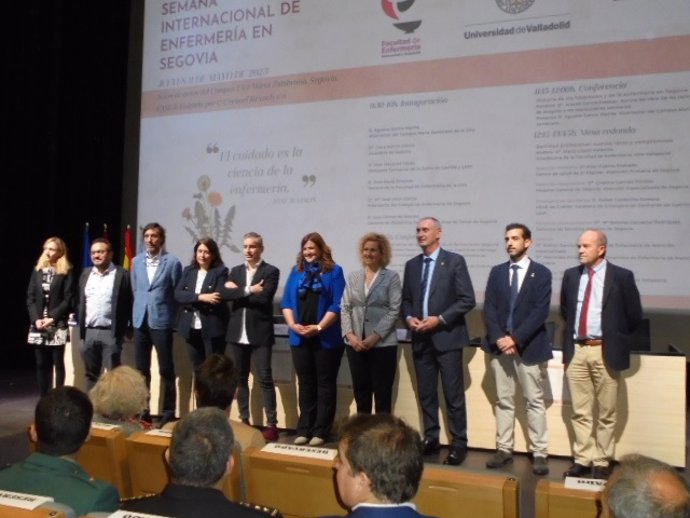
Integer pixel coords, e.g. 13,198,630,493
401,217,476,466
483,223,552,475
131,222,182,427
560,229,642,480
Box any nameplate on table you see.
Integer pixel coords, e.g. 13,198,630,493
262,442,337,460
145,429,173,437
0,490,53,510
92,422,121,431
109,510,172,518
564,476,606,492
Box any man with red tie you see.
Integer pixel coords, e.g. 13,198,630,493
560,229,642,480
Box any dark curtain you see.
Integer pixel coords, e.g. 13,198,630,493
4,1,133,368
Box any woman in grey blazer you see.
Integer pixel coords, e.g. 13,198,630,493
341,233,402,414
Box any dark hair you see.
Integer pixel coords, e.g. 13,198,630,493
142,222,166,243
338,414,424,504
168,407,234,487
295,232,335,273
189,237,223,268
35,386,93,456
194,354,238,411
505,223,532,240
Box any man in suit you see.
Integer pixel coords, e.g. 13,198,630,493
78,237,132,391
222,232,281,441
560,229,642,479
131,222,182,427
121,407,273,518
483,223,552,475
401,217,476,466
602,454,690,518
0,386,119,516
325,413,431,518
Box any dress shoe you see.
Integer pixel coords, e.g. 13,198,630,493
294,436,309,445
592,465,612,480
422,439,440,456
486,450,513,469
532,456,549,476
309,437,325,446
262,426,279,442
443,448,467,466
157,411,176,429
564,463,592,478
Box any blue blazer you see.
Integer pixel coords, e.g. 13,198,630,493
174,264,229,340
560,261,642,371
483,259,553,364
401,248,476,352
131,251,182,330
281,264,345,349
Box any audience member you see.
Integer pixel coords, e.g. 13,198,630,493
78,237,132,391
89,365,153,436
0,386,119,516
121,407,275,517
321,413,435,518
602,454,690,518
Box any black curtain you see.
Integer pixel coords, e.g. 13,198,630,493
5,1,132,368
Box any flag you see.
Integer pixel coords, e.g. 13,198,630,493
123,225,134,271
82,222,92,268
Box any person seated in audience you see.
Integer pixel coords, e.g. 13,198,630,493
0,386,119,516
121,407,276,517
601,453,690,518
163,353,265,450
322,413,436,518
89,365,153,436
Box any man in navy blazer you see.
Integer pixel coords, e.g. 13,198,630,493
131,222,182,426
560,229,642,480
483,223,552,475
222,232,281,441
401,217,476,466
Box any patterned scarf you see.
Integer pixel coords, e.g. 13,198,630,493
298,261,323,298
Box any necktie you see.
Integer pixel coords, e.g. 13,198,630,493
420,257,432,305
578,268,595,338
507,264,519,332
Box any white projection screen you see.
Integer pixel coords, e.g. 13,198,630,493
138,0,690,310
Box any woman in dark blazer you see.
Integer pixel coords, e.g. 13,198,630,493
26,237,76,396
341,232,401,414
281,232,345,446
174,238,229,370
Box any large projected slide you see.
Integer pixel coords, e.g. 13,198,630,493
138,0,690,309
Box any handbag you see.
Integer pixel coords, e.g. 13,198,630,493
27,324,68,346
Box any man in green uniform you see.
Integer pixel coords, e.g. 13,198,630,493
0,386,119,516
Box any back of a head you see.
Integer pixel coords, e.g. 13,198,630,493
168,407,235,487
89,365,149,419
607,454,690,518
193,354,238,410
339,413,424,504
35,386,93,456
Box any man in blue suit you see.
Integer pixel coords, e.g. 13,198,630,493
483,223,552,475
561,229,642,480
131,222,182,427
324,413,434,518
401,217,476,466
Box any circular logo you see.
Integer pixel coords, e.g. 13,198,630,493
496,0,535,14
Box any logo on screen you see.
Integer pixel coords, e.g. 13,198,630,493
382,0,422,34
496,0,535,14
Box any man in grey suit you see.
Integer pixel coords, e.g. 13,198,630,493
483,223,552,475
78,238,132,391
401,217,476,466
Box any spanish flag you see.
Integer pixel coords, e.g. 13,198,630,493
123,225,134,271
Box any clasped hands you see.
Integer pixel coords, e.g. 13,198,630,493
496,335,518,356
407,315,441,333
224,279,265,294
346,332,380,352
34,317,55,330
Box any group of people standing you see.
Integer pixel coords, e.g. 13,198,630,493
27,216,643,479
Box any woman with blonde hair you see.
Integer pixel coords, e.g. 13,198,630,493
26,237,75,395
89,365,153,435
